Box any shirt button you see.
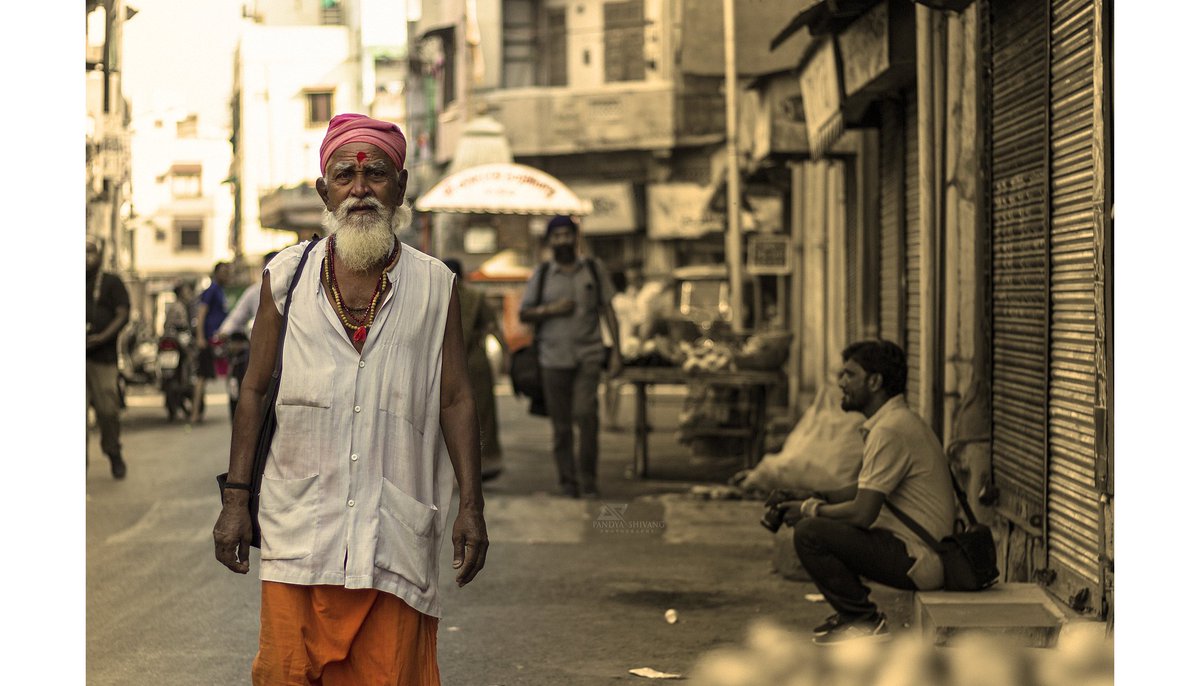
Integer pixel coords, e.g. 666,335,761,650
348,499,355,507
354,405,362,413
350,454,359,462
359,360,366,368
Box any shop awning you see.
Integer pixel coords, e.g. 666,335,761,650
770,0,972,49
415,163,593,216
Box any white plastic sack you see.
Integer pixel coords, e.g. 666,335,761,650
740,379,865,494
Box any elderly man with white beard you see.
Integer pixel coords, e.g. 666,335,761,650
213,114,487,686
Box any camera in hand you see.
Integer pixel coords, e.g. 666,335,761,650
760,503,786,533
759,488,804,533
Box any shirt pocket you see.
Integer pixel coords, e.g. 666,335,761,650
258,474,319,560
377,342,430,428
276,340,335,408
375,478,438,590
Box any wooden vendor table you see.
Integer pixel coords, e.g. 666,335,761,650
619,366,784,478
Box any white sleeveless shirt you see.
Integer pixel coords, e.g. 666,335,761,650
257,238,456,618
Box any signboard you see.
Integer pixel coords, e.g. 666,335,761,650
647,183,723,239
746,234,792,275
569,182,637,235
837,2,889,96
798,38,844,156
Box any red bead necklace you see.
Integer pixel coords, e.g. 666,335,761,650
324,236,399,343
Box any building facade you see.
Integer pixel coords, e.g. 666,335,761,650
86,0,137,275
764,0,1113,619
407,0,808,279
231,0,412,255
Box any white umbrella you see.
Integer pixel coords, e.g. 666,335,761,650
415,163,593,216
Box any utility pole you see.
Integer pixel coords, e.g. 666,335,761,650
723,0,745,333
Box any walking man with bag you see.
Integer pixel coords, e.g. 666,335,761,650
777,340,956,644
519,216,623,498
212,113,488,685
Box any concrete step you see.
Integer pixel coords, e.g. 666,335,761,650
914,583,1071,647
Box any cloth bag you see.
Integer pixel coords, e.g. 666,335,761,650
885,466,1000,592
510,262,550,416
215,237,320,548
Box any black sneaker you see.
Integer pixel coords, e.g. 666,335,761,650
812,612,889,645
812,612,843,636
109,454,127,480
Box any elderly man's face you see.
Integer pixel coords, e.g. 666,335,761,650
317,143,407,213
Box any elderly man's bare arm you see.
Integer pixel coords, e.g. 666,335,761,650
213,276,282,574
440,285,489,587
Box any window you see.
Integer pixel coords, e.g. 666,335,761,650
544,7,568,87
503,0,537,88
169,164,202,198
305,90,334,127
503,1,567,88
176,114,198,138
174,218,203,252
604,0,646,83
320,0,343,25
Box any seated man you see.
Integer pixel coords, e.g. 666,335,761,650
780,340,955,644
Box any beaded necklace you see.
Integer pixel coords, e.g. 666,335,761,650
324,236,399,343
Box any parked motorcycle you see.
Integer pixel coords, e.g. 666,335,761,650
158,332,203,422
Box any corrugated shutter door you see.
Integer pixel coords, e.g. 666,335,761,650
1047,0,1102,611
990,0,1049,514
878,101,904,344
903,90,922,413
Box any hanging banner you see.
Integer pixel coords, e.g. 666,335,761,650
647,183,723,239
747,234,792,275
797,38,844,157
569,182,637,235
837,2,889,96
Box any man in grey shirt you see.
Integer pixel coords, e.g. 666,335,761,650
520,216,623,498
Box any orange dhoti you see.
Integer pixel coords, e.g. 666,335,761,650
253,581,441,686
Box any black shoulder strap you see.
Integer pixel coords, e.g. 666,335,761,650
583,258,604,309
534,260,549,306
272,236,321,381
884,462,979,547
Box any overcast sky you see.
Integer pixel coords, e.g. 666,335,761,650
123,0,246,128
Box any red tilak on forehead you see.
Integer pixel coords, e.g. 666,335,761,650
356,151,366,163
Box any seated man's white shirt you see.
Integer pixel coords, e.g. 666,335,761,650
856,395,956,590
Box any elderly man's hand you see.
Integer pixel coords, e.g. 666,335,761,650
213,500,254,574
451,507,489,587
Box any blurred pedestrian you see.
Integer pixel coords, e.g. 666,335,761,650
212,113,487,686
86,235,130,479
217,251,280,340
778,340,955,644
443,258,507,481
163,280,194,338
519,216,622,498
602,268,638,429
192,261,232,423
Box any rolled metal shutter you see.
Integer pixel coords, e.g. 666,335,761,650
878,101,905,344
903,90,922,413
1047,0,1102,612
989,0,1049,513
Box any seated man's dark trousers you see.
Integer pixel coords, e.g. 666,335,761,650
792,517,918,621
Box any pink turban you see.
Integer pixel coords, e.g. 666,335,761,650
318,113,407,176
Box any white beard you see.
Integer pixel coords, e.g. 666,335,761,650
321,198,413,272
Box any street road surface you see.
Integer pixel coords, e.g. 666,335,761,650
87,386,909,685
